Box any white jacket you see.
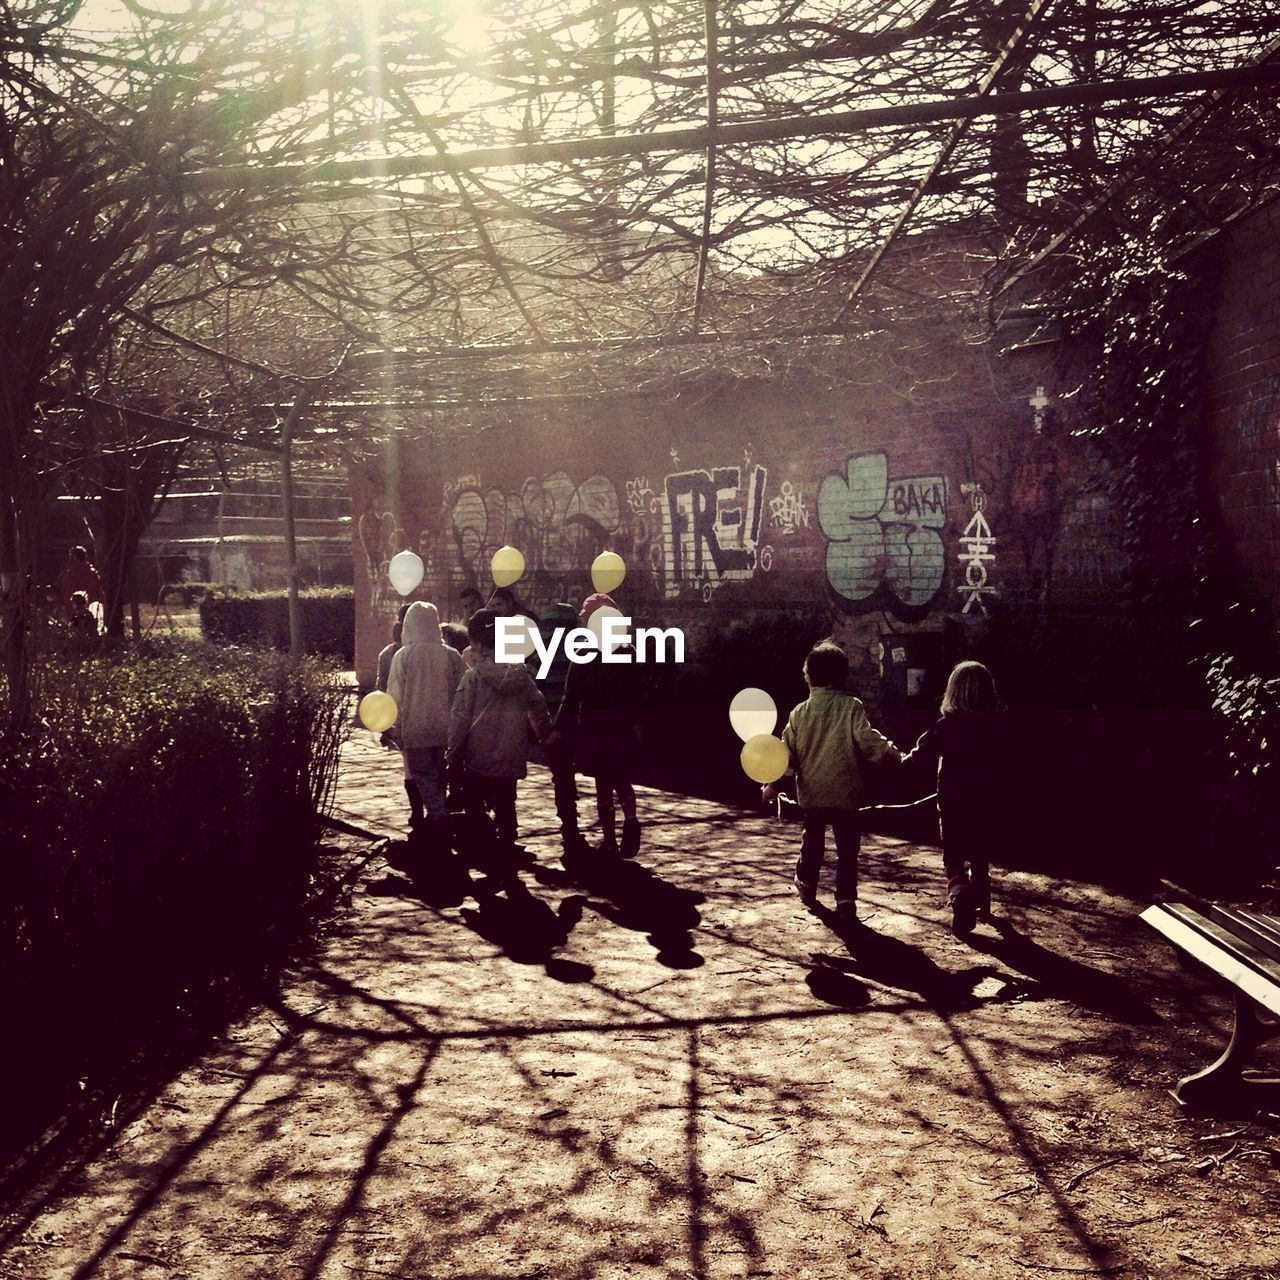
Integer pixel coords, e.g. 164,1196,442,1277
387,602,464,749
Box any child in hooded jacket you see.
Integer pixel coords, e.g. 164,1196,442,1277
898,659,1004,937
447,608,553,849
387,601,464,840
377,603,419,824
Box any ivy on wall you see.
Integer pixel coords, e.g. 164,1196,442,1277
1047,226,1278,883
1057,233,1218,655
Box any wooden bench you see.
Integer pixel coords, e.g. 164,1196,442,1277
1141,902,1280,1109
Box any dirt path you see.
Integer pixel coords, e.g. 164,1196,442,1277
1,733,1275,1280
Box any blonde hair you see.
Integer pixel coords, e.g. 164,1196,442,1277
941,660,999,714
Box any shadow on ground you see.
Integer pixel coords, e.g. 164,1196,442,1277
0,740,1269,1280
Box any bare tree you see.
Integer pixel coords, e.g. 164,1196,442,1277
5,0,1279,727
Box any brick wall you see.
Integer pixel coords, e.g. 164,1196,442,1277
1204,201,1280,618
349,343,1109,691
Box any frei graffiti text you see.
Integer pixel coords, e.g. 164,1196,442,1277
664,465,768,600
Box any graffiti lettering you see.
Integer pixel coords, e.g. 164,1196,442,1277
663,464,768,599
625,477,661,515
449,471,620,599
817,452,947,614
892,481,946,519
358,508,411,603
957,483,996,615
769,480,810,535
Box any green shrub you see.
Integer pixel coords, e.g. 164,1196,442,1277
635,606,825,802
200,587,354,660
161,581,216,607
1204,656,1280,884
0,645,348,1151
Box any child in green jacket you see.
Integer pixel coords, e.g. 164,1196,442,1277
763,642,900,924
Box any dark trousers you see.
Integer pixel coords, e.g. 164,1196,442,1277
547,738,580,834
595,771,636,839
943,844,990,914
797,809,861,904
465,772,518,845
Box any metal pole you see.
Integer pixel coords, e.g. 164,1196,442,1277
279,385,312,662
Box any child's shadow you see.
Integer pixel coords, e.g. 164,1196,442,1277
813,908,992,1014
366,846,473,909
460,879,594,982
964,919,1157,1024
535,847,705,969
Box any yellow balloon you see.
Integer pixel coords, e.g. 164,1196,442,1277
491,545,525,588
358,690,398,733
591,550,626,594
740,733,790,784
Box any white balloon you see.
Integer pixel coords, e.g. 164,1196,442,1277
503,614,539,663
586,605,627,655
729,687,777,742
387,550,424,597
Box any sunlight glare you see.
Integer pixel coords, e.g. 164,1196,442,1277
441,0,497,56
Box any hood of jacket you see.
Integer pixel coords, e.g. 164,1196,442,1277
401,600,443,646
540,601,578,633
473,650,531,695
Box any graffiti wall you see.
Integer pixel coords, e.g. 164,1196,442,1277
817,452,948,616
375,450,965,619
348,376,1087,684
447,470,621,602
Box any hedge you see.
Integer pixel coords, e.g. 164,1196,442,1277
0,644,348,1160
200,587,354,661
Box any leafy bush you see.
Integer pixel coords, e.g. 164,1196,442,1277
0,645,348,1153
200,587,354,660
161,581,216,607
636,606,826,802
1203,655,1280,885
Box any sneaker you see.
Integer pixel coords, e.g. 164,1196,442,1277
950,885,978,938
620,816,641,859
835,899,859,927
793,875,817,906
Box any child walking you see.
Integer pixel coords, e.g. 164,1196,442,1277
447,608,553,854
387,601,465,848
762,642,900,924
899,659,1003,937
557,592,642,857
377,603,420,828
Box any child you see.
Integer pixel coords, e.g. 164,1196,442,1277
376,603,411,693
387,601,465,847
447,608,553,853
441,621,469,655
762,641,899,924
529,601,587,855
557,593,642,857
68,590,98,642
378,603,419,826
898,660,1002,937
